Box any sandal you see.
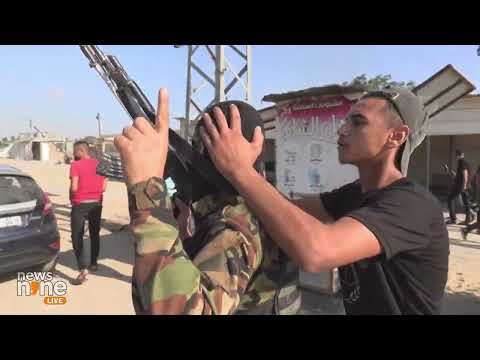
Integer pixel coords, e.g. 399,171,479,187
71,272,88,286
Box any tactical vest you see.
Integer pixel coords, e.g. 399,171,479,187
184,203,301,315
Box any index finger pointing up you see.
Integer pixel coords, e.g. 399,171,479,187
155,88,169,134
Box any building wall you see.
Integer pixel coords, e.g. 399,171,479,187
7,141,33,160
39,142,50,161
48,142,68,162
427,96,480,136
409,134,480,195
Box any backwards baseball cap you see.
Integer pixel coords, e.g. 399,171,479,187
361,86,430,176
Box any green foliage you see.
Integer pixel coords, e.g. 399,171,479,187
343,74,416,91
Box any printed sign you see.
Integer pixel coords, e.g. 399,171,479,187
276,96,358,196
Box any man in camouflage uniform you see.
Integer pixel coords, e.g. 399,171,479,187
115,89,300,315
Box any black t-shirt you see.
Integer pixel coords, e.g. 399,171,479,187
321,178,449,315
455,158,471,189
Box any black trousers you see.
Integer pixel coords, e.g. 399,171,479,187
71,202,102,270
448,187,473,222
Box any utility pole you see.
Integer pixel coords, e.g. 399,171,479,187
175,45,252,141
96,113,102,138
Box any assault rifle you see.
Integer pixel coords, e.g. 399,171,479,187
79,45,233,203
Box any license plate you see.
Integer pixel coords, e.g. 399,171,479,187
0,216,22,228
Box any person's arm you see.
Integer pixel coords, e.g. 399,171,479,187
291,195,334,223
268,174,334,223
463,169,469,191
129,178,262,315
200,105,381,272
69,163,79,204
102,178,108,192
225,168,380,272
70,177,79,193
69,177,78,204
443,164,455,178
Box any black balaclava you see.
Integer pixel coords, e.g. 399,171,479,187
190,100,265,203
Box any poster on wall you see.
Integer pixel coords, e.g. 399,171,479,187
276,96,358,197
276,96,358,298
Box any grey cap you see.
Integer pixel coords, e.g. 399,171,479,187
361,86,430,176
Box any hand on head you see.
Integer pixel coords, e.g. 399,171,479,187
200,104,264,182
113,88,264,188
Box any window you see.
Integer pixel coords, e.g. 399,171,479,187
0,176,43,206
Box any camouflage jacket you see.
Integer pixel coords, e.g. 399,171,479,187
128,177,300,315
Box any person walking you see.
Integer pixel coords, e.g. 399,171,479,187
69,141,107,285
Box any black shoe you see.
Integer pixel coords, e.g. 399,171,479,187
445,219,457,225
461,227,468,240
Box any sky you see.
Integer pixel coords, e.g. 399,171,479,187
0,45,478,140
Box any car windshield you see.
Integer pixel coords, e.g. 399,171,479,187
0,175,43,206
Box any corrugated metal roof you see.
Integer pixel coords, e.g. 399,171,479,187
262,84,366,103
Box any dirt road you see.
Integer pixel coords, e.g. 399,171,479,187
0,159,479,315
0,159,134,314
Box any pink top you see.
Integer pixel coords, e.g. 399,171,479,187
70,158,105,206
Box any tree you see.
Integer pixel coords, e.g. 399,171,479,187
2,137,8,143
342,74,416,91
10,136,15,142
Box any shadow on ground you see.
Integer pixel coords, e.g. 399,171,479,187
442,290,480,315
438,192,478,218
48,201,133,284
0,272,18,284
449,238,480,251
55,230,134,284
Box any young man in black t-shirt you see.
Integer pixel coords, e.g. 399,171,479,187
320,178,448,314
200,86,450,315
446,150,474,225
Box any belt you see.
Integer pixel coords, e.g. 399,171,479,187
79,200,100,204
